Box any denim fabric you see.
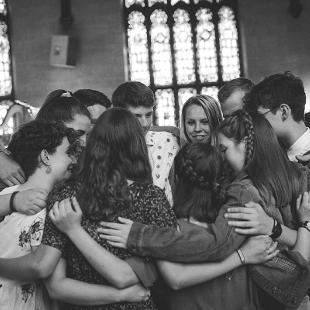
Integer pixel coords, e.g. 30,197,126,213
127,172,310,308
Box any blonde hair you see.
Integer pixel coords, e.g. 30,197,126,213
180,94,223,146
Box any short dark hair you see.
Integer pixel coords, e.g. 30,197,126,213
36,90,91,124
244,72,306,122
218,77,254,104
174,142,225,223
112,81,155,109
8,120,69,178
73,89,111,109
77,108,152,221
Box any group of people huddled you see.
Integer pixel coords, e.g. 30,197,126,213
0,72,310,310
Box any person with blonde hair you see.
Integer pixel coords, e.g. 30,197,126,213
180,94,223,146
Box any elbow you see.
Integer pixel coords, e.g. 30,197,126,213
164,276,184,290
30,259,54,279
112,275,133,289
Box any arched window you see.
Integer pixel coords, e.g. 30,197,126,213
0,0,14,138
124,0,243,125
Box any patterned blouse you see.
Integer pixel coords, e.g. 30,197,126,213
0,185,51,310
41,180,177,310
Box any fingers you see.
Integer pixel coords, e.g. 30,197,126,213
13,170,26,184
227,220,255,227
267,241,278,254
106,240,126,249
226,207,254,214
118,217,133,224
97,227,119,235
234,228,257,235
100,221,126,230
3,178,14,187
71,197,82,215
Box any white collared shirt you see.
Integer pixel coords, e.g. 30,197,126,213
146,130,179,205
287,128,310,162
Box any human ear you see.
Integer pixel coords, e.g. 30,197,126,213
279,104,290,121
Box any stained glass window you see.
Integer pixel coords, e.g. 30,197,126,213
124,0,242,125
0,0,14,138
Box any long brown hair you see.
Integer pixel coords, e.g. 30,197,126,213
218,110,302,207
77,108,152,220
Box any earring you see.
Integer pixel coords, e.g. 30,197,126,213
46,166,51,174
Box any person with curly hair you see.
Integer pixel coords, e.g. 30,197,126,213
180,94,223,146
0,120,74,309
0,118,150,309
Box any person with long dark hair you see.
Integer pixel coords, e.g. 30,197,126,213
39,107,176,310
98,110,310,309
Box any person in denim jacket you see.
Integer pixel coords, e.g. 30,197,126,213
99,111,310,310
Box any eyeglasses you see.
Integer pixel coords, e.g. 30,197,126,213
259,106,280,116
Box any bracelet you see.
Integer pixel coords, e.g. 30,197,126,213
9,191,19,213
236,249,246,265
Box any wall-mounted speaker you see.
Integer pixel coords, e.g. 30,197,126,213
49,35,76,68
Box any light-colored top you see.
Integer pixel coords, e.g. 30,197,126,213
146,130,179,205
287,127,310,162
0,185,50,310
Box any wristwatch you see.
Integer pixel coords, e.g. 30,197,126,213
298,221,310,232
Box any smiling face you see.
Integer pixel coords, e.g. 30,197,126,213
184,104,211,144
218,132,246,175
48,137,73,182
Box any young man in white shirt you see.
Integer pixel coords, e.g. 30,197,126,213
245,72,310,162
112,81,179,205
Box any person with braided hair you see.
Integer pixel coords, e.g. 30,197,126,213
98,110,310,310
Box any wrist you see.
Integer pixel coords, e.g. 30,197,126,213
64,224,83,238
9,191,19,213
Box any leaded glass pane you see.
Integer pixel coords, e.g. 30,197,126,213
172,0,190,5
125,0,145,7
0,21,12,96
150,10,173,86
0,101,13,136
178,88,197,119
196,8,218,82
127,12,150,85
148,0,167,6
173,9,195,84
0,0,7,15
155,89,175,125
218,6,240,81
194,0,213,4
201,86,219,100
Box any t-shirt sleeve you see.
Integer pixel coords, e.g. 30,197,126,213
29,209,46,248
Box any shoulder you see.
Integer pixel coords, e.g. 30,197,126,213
150,126,180,138
147,130,180,146
226,176,262,204
47,178,79,211
130,182,166,199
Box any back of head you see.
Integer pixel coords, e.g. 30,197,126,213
218,77,254,104
78,107,152,220
244,72,306,122
36,90,91,124
73,89,111,109
174,142,224,223
8,120,68,178
112,81,155,109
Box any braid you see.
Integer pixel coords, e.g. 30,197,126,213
181,156,218,191
242,110,255,166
